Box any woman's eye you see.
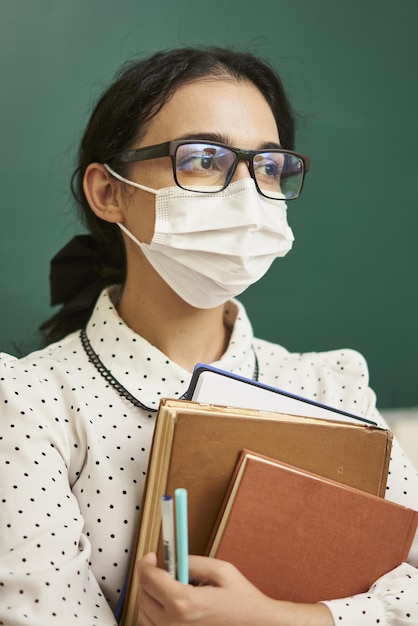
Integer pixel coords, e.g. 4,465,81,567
254,150,286,179
265,163,280,177
199,155,213,170
255,160,282,179
178,152,215,171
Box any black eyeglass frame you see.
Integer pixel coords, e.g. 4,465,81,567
107,139,310,200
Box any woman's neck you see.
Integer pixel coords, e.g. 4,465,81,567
117,273,231,372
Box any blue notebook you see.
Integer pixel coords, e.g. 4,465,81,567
185,363,376,426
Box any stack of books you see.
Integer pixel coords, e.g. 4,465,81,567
120,365,417,626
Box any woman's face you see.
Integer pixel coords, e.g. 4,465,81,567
121,78,281,244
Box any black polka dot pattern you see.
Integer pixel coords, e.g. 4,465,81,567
0,287,417,624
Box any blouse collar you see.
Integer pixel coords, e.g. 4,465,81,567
85,287,256,411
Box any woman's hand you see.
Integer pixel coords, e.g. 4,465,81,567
136,553,333,626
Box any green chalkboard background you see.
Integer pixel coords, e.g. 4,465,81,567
1,0,417,408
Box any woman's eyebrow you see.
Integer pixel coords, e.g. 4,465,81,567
175,132,234,144
261,141,283,150
174,132,282,150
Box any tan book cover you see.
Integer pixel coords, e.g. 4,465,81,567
121,399,392,625
207,450,418,602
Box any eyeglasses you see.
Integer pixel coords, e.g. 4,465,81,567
107,140,310,200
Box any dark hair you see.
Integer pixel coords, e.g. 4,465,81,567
41,46,296,344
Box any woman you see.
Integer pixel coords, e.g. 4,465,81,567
0,47,416,626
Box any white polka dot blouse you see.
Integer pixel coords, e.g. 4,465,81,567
0,287,417,625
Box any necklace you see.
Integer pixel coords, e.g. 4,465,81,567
80,328,259,412
80,328,156,411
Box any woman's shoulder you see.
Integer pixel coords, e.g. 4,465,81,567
0,330,83,385
253,337,376,420
254,336,369,373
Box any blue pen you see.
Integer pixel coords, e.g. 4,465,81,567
174,488,189,584
161,495,176,577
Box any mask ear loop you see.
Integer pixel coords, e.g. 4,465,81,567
103,163,158,195
117,222,145,248
102,164,157,247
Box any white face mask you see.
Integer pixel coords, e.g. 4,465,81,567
105,164,294,309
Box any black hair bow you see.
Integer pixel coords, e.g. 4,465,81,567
48,235,106,315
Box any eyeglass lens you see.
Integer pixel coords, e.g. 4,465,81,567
174,143,304,199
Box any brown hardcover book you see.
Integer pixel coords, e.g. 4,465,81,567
207,450,418,602
121,399,392,625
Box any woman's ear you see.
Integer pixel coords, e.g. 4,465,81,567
83,163,125,224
